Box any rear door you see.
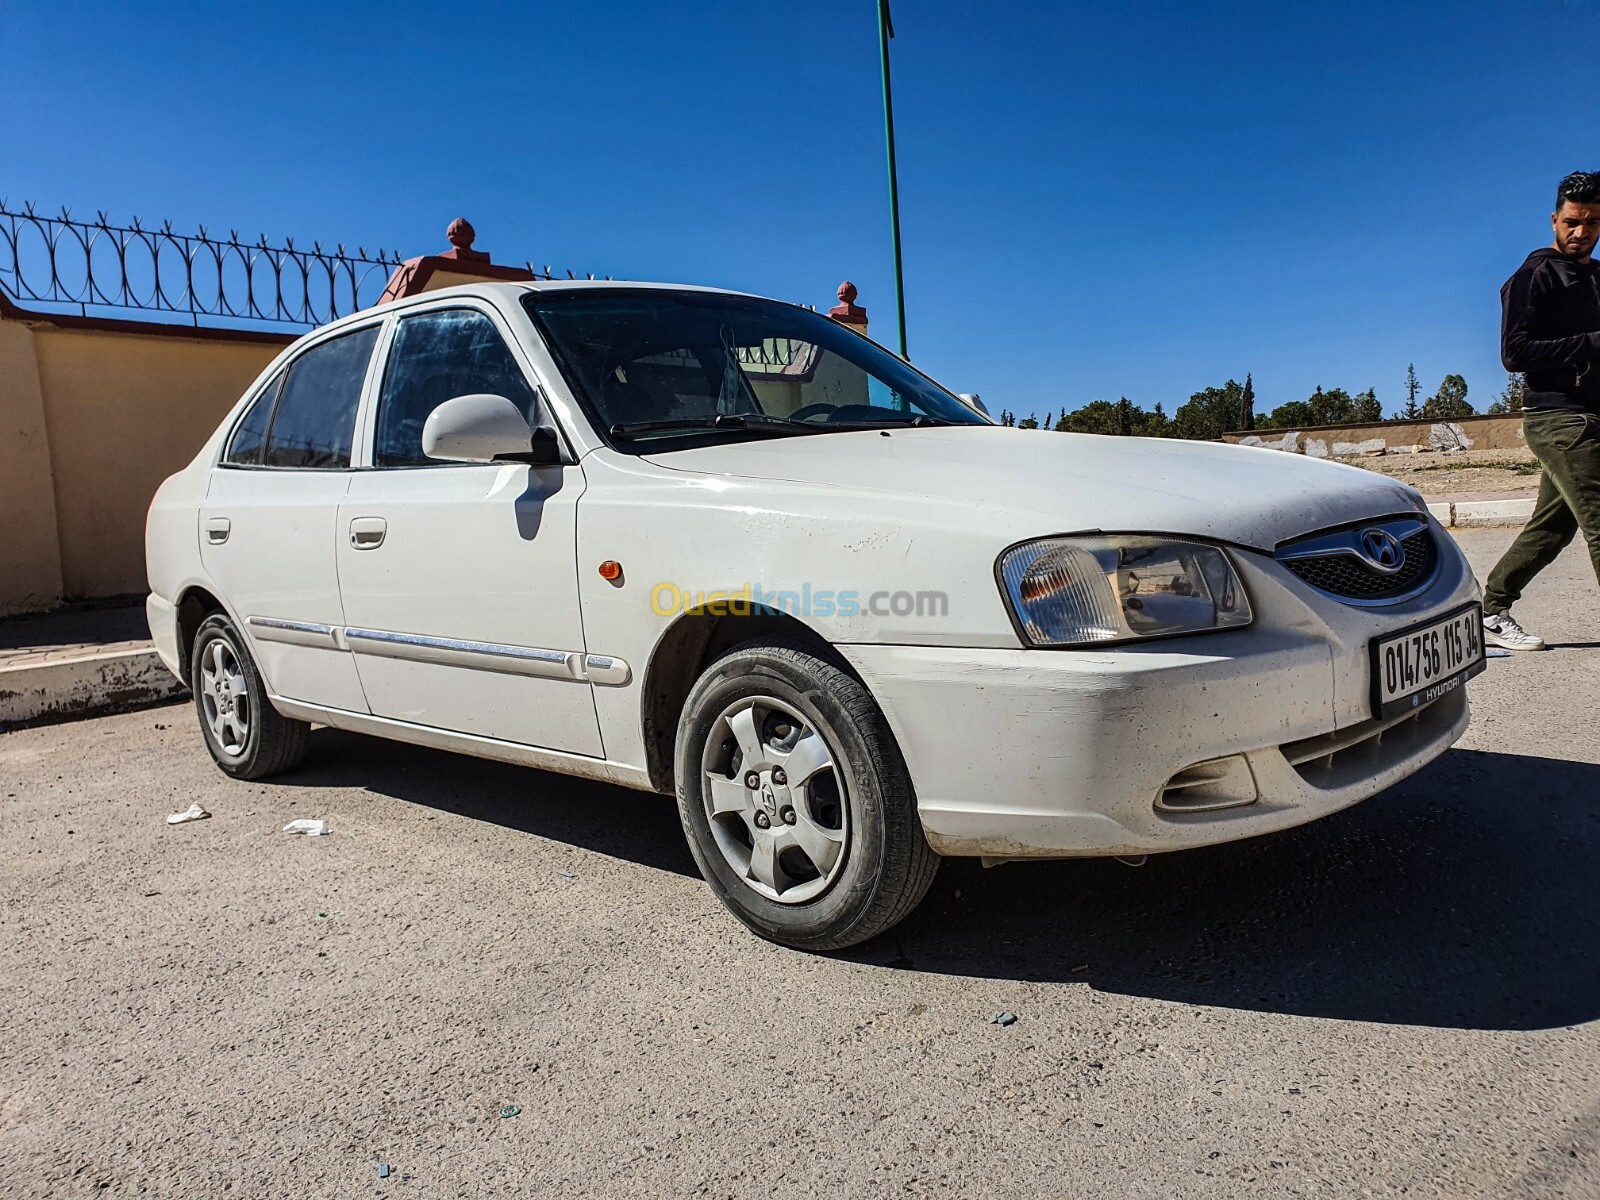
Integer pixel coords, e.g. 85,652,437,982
199,323,382,711
334,302,601,755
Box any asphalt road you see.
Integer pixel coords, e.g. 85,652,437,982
3,527,1597,1199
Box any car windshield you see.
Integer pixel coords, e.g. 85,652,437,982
522,288,989,448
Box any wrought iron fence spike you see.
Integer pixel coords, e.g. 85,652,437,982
2,200,594,331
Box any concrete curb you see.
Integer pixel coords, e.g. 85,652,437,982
1426,498,1536,529
0,647,187,726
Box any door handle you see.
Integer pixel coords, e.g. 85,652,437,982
205,517,231,545
349,517,387,549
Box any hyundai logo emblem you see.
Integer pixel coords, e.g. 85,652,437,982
1358,527,1405,573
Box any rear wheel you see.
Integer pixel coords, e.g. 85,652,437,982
674,638,938,950
191,614,310,779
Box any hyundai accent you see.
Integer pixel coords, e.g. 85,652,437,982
145,282,1485,949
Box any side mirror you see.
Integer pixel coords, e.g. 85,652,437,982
958,392,990,417
422,393,562,465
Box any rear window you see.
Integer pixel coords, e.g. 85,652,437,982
257,326,380,469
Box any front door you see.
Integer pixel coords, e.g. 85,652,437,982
334,304,602,756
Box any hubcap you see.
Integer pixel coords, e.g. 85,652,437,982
199,637,250,758
701,695,849,904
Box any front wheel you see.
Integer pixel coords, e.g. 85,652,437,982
674,638,938,951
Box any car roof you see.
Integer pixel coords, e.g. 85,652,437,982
312,278,775,339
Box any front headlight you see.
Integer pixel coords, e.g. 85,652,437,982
997,535,1252,647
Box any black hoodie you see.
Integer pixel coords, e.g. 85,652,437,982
1501,247,1600,415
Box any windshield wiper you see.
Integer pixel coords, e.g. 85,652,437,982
824,414,960,429
608,414,815,440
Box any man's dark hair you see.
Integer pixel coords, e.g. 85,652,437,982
1556,171,1600,208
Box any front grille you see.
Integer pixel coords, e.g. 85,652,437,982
1278,524,1437,602
1283,686,1466,791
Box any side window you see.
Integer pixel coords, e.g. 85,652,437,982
375,309,539,467
260,326,380,469
224,370,283,465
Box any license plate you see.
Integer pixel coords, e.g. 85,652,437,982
1369,602,1486,720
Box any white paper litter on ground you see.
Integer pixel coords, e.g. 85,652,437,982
166,802,210,825
281,819,329,836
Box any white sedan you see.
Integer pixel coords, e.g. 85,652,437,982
146,281,1485,949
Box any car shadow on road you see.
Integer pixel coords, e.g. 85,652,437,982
282,733,1594,1031
286,728,700,878
856,748,1600,1033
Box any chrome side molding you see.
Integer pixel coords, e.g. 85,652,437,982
246,616,340,650
345,627,579,680
247,616,633,686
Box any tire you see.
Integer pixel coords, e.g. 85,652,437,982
674,637,939,951
191,613,310,780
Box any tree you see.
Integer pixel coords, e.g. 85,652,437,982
1017,413,1040,430
1062,399,1123,435
1239,374,1256,431
1311,386,1356,425
1260,399,1315,429
1351,387,1382,423
998,408,1016,427
1172,379,1247,441
1400,364,1422,421
1055,397,1170,438
1138,401,1171,438
1421,374,1474,420
1487,372,1526,415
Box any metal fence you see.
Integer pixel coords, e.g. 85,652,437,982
0,200,599,330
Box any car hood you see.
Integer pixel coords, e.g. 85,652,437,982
641,426,1422,552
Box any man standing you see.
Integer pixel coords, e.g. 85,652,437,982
1481,171,1600,649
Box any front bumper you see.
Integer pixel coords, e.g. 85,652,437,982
839,521,1478,858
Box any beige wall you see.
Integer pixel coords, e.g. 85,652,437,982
0,302,288,614
1222,414,1528,457
0,318,63,613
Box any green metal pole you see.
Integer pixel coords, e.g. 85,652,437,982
877,0,908,358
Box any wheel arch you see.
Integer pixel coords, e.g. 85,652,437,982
639,610,853,794
174,585,229,686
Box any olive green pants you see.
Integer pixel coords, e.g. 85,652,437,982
1483,408,1600,614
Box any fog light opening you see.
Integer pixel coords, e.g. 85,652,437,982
1156,753,1259,814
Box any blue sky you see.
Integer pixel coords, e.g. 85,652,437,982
4,0,1584,419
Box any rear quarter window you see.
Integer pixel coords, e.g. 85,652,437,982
223,370,283,466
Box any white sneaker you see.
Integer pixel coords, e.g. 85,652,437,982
1483,611,1547,651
